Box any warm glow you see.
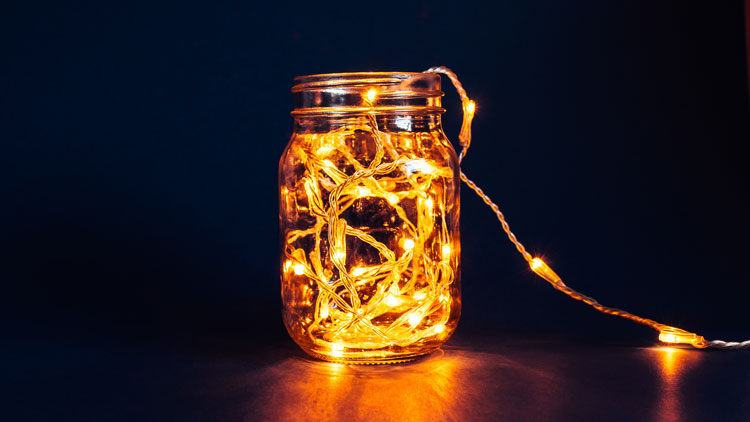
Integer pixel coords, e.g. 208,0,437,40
332,250,346,261
293,263,305,275
355,186,371,198
281,72,462,362
659,327,706,348
253,349,496,421
529,257,563,286
385,294,403,307
402,238,416,251
405,158,435,175
315,144,334,157
281,67,736,364
442,245,451,259
283,260,292,272
330,343,344,358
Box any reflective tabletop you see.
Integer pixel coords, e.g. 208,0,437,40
8,333,749,421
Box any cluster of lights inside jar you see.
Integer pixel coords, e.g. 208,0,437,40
283,88,457,356
421,66,749,350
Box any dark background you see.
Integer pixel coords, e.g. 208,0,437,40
2,1,749,416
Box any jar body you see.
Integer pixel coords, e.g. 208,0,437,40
279,73,461,363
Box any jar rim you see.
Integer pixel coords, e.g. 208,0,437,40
292,72,438,91
292,72,444,115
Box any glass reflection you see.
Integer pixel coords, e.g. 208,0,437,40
249,345,563,422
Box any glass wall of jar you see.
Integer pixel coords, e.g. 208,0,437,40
279,72,461,363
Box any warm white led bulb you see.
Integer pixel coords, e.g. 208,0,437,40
330,342,344,358
385,295,401,307
402,239,415,250
355,186,371,197
408,313,422,326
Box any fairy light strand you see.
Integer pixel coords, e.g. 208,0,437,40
425,65,749,350
283,85,457,355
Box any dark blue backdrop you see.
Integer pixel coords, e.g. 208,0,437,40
2,1,749,352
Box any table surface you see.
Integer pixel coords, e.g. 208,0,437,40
6,332,750,422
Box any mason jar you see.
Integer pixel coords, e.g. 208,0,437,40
279,72,461,363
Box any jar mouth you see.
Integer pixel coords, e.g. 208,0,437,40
292,72,444,116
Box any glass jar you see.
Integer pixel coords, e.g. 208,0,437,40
279,72,461,363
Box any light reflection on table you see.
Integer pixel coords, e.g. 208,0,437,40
649,347,704,422
249,345,564,421
234,341,742,422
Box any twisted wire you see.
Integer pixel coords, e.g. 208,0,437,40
707,340,750,349
425,65,749,350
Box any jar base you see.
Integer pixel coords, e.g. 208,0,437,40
303,347,438,365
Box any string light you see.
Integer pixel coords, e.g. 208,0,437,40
282,67,748,364
424,65,749,350
293,263,306,276
402,238,416,251
282,80,458,361
330,342,344,358
442,245,451,259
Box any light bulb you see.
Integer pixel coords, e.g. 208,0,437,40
405,159,434,175
355,186,371,198
293,263,305,275
366,88,377,103
402,239,415,251
659,327,706,348
385,295,403,307
529,257,563,286
316,144,334,157
330,342,344,358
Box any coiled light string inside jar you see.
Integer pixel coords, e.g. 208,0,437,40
425,65,750,350
284,83,458,355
